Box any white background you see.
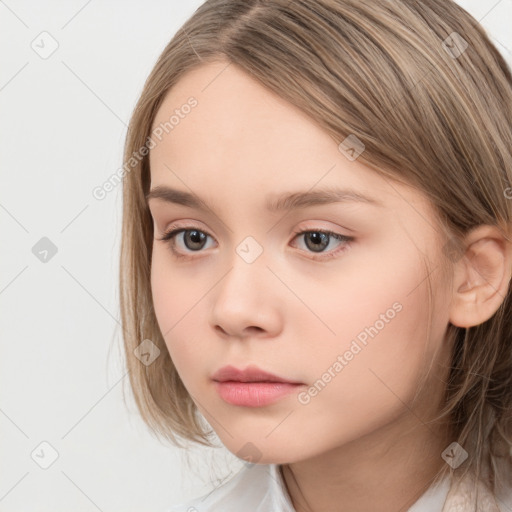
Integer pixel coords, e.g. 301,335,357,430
1,1,511,511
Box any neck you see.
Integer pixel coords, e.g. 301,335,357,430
280,413,452,512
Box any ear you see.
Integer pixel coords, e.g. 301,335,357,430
449,224,512,328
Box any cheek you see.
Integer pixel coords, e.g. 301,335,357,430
150,249,177,339
300,241,437,400
150,248,210,387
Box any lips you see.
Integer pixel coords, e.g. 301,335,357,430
211,364,302,384
211,364,304,407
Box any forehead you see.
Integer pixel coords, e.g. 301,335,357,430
149,61,342,176
148,61,433,222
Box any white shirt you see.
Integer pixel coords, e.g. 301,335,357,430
164,462,457,512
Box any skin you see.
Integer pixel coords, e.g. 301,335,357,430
147,60,512,512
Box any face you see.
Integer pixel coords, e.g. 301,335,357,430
147,60,454,465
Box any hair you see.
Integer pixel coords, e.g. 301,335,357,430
118,0,512,506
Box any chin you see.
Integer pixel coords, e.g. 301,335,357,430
218,436,313,466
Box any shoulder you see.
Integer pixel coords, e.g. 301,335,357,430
164,462,283,512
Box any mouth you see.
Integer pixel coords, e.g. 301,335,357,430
212,380,304,407
211,364,305,407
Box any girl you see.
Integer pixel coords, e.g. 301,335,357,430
119,1,512,510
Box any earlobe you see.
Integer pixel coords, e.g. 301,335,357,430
449,225,512,328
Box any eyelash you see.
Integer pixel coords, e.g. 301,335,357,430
157,224,354,261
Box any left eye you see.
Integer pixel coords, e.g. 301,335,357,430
157,226,353,260
290,229,352,258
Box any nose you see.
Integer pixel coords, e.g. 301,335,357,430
209,253,282,339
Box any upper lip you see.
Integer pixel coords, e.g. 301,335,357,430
212,364,302,384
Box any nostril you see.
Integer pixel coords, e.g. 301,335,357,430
248,326,263,332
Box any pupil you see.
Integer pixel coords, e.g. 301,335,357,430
307,232,328,252
187,230,206,249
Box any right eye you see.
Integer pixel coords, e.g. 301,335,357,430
158,225,216,259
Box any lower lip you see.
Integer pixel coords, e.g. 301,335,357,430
213,381,303,407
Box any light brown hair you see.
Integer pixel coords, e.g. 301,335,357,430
118,0,512,504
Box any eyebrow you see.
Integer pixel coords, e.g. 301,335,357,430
145,185,383,212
